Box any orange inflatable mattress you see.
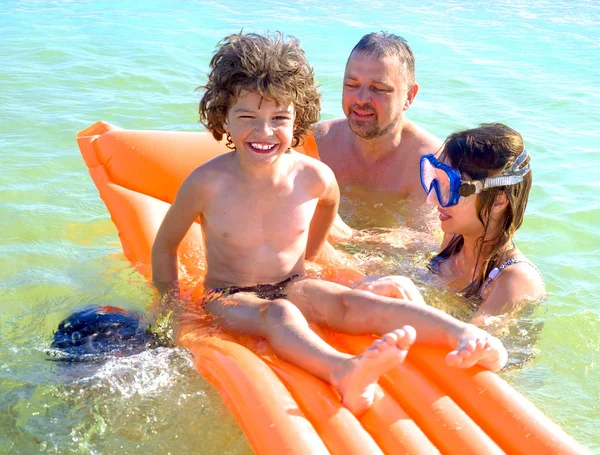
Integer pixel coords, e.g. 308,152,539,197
77,121,588,455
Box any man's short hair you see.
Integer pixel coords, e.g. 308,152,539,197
350,32,415,86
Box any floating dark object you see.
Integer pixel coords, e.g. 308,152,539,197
49,305,154,361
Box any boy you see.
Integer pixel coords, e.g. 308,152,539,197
152,32,507,415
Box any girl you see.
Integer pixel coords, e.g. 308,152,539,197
421,123,545,321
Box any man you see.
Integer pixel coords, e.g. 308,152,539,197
312,32,442,240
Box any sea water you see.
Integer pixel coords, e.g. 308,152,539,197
1,1,598,453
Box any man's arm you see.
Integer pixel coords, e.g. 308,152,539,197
152,173,204,295
305,168,340,261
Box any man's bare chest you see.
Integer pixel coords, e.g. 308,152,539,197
338,159,418,192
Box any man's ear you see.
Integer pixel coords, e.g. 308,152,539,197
404,82,419,110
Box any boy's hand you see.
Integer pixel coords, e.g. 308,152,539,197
153,280,179,293
147,280,182,348
153,280,181,306
327,214,357,244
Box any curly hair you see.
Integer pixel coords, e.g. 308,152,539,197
431,123,532,298
198,32,321,149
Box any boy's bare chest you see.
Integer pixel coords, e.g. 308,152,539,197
203,185,318,243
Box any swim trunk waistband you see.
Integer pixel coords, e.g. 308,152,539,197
202,274,303,307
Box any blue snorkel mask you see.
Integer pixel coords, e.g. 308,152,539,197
420,148,531,207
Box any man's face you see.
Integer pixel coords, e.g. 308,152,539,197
342,52,413,139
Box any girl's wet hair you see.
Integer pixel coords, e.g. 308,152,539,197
198,32,321,148
433,122,532,298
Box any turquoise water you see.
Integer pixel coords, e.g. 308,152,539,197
1,0,599,453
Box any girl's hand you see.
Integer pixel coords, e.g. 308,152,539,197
353,275,426,305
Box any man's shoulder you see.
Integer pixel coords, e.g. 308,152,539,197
312,118,349,162
404,120,443,155
312,118,347,142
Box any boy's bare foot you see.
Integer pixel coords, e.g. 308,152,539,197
331,326,416,415
445,324,508,372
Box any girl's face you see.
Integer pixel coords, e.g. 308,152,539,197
432,192,484,238
224,90,295,165
425,163,486,238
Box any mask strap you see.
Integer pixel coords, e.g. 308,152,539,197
512,148,527,167
464,148,531,194
483,148,530,189
458,181,482,197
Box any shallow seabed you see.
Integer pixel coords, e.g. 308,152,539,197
1,1,599,453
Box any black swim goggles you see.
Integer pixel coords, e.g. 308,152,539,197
420,148,531,207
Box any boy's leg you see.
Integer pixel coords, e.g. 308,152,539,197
203,292,416,415
285,278,507,372
204,292,348,381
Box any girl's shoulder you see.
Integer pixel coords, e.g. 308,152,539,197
480,255,545,313
488,254,543,285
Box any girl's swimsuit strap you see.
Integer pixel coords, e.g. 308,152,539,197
480,258,543,296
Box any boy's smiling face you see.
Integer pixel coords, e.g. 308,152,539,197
224,90,296,164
